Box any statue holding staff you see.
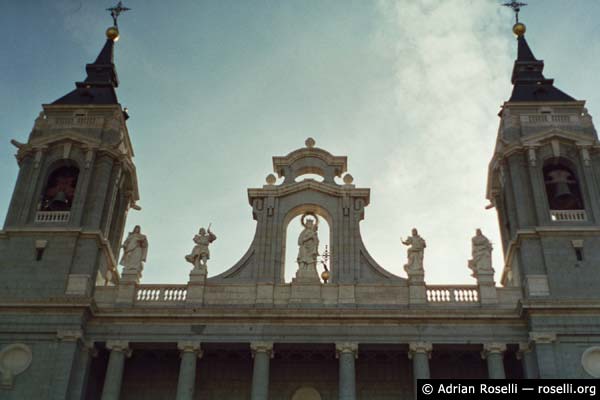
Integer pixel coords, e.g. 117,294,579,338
185,224,217,271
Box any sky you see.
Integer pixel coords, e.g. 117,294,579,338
1,0,599,285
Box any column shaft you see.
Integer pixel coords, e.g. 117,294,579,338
176,351,198,400
338,351,356,400
486,353,506,379
412,352,430,380
100,349,127,400
251,351,271,400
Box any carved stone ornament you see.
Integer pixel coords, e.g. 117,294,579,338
0,344,33,389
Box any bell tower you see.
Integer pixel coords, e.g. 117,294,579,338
487,20,600,300
0,23,139,299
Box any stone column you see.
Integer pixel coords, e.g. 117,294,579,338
251,342,273,400
176,342,202,400
517,342,539,379
336,342,358,400
409,342,431,398
482,343,506,379
100,341,131,400
530,332,557,378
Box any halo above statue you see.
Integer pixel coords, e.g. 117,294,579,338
301,212,319,228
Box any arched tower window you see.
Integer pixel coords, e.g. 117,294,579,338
543,159,584,211
41,165,80,211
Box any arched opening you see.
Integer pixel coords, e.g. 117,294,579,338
41,165,79,211
543,158,584,211
294,173,325,183
283,209,331,284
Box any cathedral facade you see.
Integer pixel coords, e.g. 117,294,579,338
1,12,600,400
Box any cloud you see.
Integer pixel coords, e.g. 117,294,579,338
359,0,514,283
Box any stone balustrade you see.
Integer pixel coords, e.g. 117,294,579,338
550,209,587,222
520,113,577,126
136,285,187,302
98,282,514,308
426,285,479,303
35,211,71,223
48,116,104,127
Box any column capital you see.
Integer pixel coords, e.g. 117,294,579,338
335,342,358,359
106,340,132,357
481,343,506,359
251,342,274,358
56,329,84,342
516,342,532,360
529,332,557,344
177,341,203,358
408,342,432,359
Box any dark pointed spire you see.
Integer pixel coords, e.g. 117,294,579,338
52,31,120,105
508,24,575,102
52,2,130,105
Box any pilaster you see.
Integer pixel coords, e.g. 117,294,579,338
530,332,558,378
517,342,539,379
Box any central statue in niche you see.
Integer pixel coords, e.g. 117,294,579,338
293,212,321,283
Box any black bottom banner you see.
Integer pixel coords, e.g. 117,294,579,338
417,380,598,400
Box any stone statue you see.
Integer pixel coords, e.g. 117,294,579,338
402,228,426,276
294,214,320,282
185,227,217,271
468,229,494,276
119,225,148,274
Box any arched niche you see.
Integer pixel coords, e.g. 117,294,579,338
40,161,80,212
543,157,584,211
282,204,333,283
291,386,322,400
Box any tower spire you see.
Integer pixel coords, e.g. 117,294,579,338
52,3,131,105
501,3,575,102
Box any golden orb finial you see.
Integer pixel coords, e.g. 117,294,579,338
321,270,330,283
106,26,120,41
512,22,526,36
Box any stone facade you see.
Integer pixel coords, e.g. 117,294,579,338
2,20,600,400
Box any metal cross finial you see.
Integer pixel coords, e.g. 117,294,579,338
502,1,527,23
107,1,131,27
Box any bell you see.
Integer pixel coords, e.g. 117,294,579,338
553,182,573,199
49,191,69,211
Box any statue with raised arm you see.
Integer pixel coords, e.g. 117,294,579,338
294,213,320,282
185,226,217,272
402,228,426,276
119,225,148,274
468,229,494,277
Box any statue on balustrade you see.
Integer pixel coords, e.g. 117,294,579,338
119,225,148,274
468,229,494,277
402,228,426,277
185,226,217,272
294,213,320,282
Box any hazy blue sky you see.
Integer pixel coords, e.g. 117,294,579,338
1,1,599,284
